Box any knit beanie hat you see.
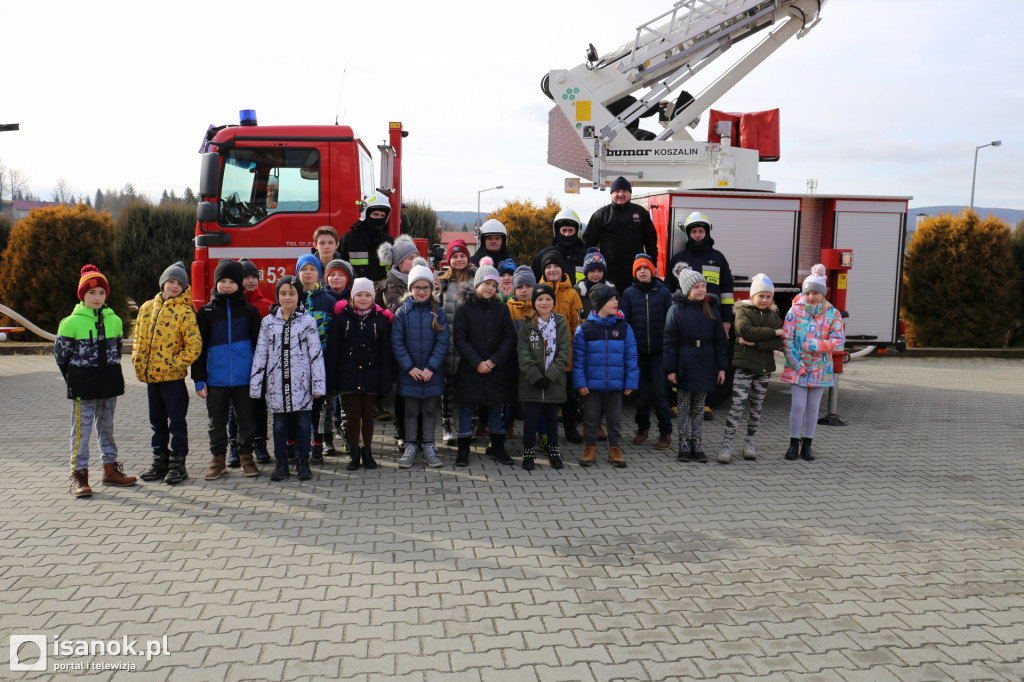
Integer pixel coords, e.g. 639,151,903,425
531,283,555,306
749,273,775,297
350,277,375,299
214,259,244,289
239,258,260,278
632,253,655,278
540,249,565,274
446,239,470,262
497,258,518,276
512,265,537,290
160,261,189,289
77,264,109,300
379,234,419,269
295,253,323,278
802,264,828,295
474,256,500,288
325,259,355,284
408,258,434,290
610,176,632,193
672,262,705,294
583,247,607,275
589,283,618,312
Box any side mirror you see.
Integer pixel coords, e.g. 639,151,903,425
197,201,218,223
199,152,220,199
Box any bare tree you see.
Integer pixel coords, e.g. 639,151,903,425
8,169,27,201
53,178,73,204
0,158,7,201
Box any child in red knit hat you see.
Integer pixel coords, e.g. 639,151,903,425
55,265,136,497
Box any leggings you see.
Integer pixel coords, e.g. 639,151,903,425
676,391,706,442
722,369,771,446
790,385,826,438
343,393,376,450
523,402,560,449
405,396,438,446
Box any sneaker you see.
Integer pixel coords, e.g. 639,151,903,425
227,439,240,468
442,421,456,446
742,436,757,460
717,444,732,464
537,433,550,456
424,444,443,468
703,406,714,421
253,438,271,464
398,444,417,469
310,442,324,465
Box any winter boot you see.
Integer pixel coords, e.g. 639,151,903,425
580,445,596,467
270,455,290,481
295,454,313,481
204,454,227,480
442,419,456,445
677,439,691,463
71,469,92,498
140,449,170,482
346,445,362,471
704,406,714,421
522,446,535,471
800,437,816,461
322,431,337,458
784,438,801,460
239,453,259,477
655,432,672,450
424,443,443,468
742,435,758,460
608,445,626,468
310,435,324,464
164,452,189,485
398,443,417,469
717,442,732,464
253,438,271,464
632,429,649,445
101,461,137,486
692,438,708,463
362,446,378,470
455,437,471,468
227,439,240,468
548,445,563,470
564,420,583,444
490,434,513,465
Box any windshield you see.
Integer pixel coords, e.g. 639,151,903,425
219,148,320,226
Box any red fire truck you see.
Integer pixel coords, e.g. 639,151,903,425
191,110,406,308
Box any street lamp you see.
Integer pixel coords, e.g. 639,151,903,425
477,185,504,227
969,140,1001,211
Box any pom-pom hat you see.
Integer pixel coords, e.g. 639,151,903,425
802,264,828,295
474,257,500,288
77,265,109,300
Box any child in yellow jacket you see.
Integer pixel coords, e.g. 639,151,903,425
132,261,202,485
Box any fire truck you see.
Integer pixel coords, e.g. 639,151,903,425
191,110,406,308
544,0,908,410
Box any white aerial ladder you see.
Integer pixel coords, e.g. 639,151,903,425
544,0,827,192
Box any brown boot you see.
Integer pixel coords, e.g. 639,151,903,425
71,469,92,498
204,454,227,480
609,446,626,468
101,461,137,486
655,433,672,450
239,453,260,478
632,429,649,445
579,445,596,467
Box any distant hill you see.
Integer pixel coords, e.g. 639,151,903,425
908,206,1023,232
437,211,479,230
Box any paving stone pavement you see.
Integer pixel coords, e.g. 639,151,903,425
1,354,1023,681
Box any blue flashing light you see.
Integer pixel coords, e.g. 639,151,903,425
239,109,257,126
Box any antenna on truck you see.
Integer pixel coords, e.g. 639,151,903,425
334,69,347,125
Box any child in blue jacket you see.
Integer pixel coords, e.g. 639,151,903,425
572,283,639,468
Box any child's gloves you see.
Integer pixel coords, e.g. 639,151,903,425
534,377,552,390
194,381,206,393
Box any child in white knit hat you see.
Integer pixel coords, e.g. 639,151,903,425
718,273,784,463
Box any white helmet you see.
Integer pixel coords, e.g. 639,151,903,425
360,193,392,221
552,208,582,237
476,218,508,244
684,211,712,235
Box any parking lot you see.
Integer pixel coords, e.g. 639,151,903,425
1,354,1022,680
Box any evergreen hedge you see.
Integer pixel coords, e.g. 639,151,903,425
116,201,196,307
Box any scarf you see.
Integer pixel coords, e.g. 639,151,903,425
537,314,557,371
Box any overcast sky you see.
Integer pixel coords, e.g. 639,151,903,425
3,0,1021,219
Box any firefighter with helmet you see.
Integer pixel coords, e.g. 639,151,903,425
531,208,588,284
471,218,513,267
337,193,395,283
667,211,735,336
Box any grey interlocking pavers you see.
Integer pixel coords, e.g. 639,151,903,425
2,355,1024,679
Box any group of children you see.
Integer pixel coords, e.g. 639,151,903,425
57,220,845,497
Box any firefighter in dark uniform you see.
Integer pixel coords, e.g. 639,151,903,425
582,177,659,295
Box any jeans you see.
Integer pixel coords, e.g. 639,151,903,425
635,353,672,436
457,403,504,438
272,411,311,460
